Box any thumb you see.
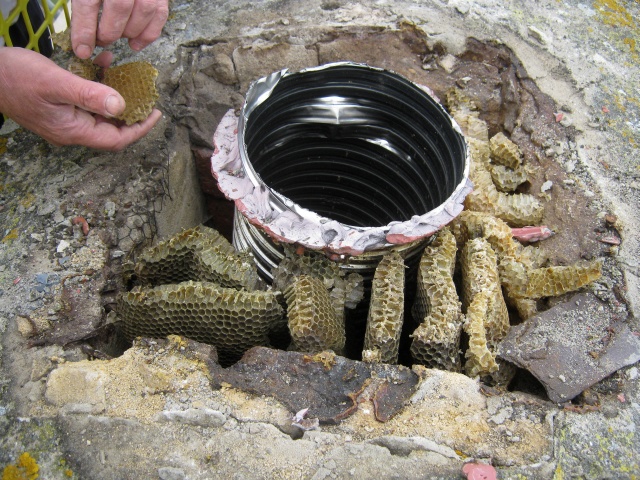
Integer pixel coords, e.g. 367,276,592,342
58,71,126,118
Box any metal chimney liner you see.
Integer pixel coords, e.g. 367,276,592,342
211,62,472,280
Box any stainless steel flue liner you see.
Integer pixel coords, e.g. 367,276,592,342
211,62,472,279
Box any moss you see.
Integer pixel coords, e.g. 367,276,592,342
2,452,39,480
1,229,19,243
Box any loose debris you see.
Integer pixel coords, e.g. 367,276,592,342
291,407,320,431
462,462,497,480
498,293,640,403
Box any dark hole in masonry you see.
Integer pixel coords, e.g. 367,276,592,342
104,30,617,402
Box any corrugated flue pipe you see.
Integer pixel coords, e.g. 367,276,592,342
211,62,472,281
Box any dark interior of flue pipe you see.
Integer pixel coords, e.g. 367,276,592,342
243,65,467,228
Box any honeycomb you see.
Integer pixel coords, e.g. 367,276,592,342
362,252,405,364
460,238,514,384
284,275,346,355
460,238,510,347
503,260,604,300
453,210,602,321
463,290,498,378
452,211,540,268
490,132,522,169
51,29,73,51
68,57,99,81
102,62,159,125
489,163,529,192
68,58,159,125
118,281,284,365
131,225,262,291
273,247,364,322
447,89,543,227
465,141,544,227
446,89,489,142
409,228,463,371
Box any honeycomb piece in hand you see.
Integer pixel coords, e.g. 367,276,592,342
131,225,261,291
490,132,522,169
68,57,99,81
410,228,463,371
284,275,345,355
117,281,284,365
102,61,159,125
51,29,72,51
363,252,405,364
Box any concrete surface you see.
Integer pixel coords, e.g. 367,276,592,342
1,0,639,478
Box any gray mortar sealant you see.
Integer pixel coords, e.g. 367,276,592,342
211,63,473,260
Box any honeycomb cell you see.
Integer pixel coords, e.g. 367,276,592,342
410,228,463,371
363,252,405,364
465,146,543,227
460,238,513,385
489,163,529,192
132,225,261,291
272,247,364,323
68,58,98,81
284,275,345,354
490,132,522,169
102,61,159,125
117,281,284,365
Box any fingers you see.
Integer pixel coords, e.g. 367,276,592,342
128,0,169,51
49,66,126,119
93,50,114,69
97,0,169,50
72,0,169,54
70,108,163,151
96,0,135,47
71,0,102,58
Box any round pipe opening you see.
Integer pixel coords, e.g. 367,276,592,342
212,62,472,280
240,63,469,229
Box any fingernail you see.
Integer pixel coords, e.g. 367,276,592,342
105,95,124,117
76,44,92,59
130,40,144,51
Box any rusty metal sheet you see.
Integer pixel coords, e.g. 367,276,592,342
498,293,640,403
210,347,419,423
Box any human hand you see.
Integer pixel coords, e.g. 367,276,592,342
71,0,170,59
0,47,162,151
